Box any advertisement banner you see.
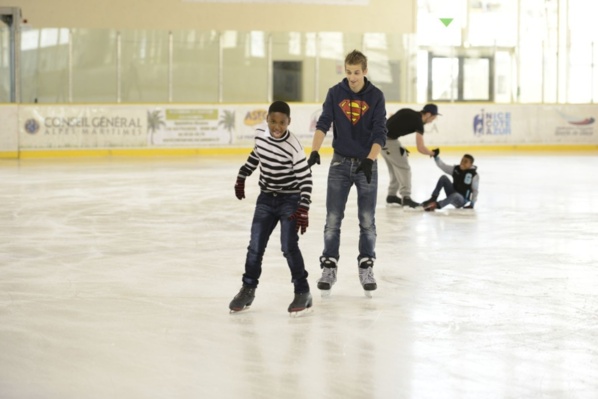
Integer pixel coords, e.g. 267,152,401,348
10,103,598,154
539,105,596,143
412,104,518,146
409,103,597,147
148,106,234,146
19,106,147,149
234,103,326,148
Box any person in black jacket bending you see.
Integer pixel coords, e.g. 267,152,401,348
381,104,440,208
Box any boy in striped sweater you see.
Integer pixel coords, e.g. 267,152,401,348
229,101,313,315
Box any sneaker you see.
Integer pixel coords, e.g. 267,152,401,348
358,259,377,291
424,201,438,212
288,292,313,313
386,195,402,206
402,197,420,208
317,257,338,290
229,286,256,312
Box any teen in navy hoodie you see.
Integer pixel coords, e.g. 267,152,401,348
307,50,387,297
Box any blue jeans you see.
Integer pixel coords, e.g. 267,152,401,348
432,175,466,209
243,192,309,293
322,153,378,265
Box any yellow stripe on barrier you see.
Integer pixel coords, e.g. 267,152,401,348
0,152,19,159
408,144,598,153
16,147,253,158
4,144,598,159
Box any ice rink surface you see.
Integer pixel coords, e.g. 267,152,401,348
1,152,597,399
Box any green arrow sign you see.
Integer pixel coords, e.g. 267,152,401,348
440,18,454,27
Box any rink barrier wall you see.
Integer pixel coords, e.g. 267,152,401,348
1,103,597,159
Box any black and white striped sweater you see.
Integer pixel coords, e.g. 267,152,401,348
238,127,312,209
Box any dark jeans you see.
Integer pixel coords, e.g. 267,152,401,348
432,175,466,209
243,192,309,293
322,153,378,265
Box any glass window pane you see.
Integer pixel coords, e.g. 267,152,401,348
72,29,117,103
467,0,517,46
517,0,556,103
417,50,429,103
568,1,598,103
569,1,598,42
541,42,558,103
21,28,69,103
272,32,315,102
463,58,489,100
364,33,404,101
594,43,598,103
172,30,219,103
0,27,11,102
316,32,364,101
222,31,268,103
121,30,169,103
417,0,465,46
518,42,543,103
494,50,513,103
431,57,458,100
569,43,593,103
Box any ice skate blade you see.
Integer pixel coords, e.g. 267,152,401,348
289,307,313,318
229,306,251,314
319,289,331,298
364,290,373,298
448,209,476,216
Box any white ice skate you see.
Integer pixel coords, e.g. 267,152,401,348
358,260,377,298
317,265,337,298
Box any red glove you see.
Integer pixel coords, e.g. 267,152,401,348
289,206,309,235
234,177,245,200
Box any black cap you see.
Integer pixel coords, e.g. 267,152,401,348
268,101,291,117
421,104,441,116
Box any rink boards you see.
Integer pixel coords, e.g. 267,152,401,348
0,103,597,158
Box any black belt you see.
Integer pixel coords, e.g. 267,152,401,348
262,191,294,197
334,152,362,162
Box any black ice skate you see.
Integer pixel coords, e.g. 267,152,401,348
386,195,402,207
402,197,420,209
421,196,437,208
424,200,438,212
229,286,256,313
288,292,313,317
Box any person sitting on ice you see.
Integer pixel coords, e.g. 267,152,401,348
422,152,479,211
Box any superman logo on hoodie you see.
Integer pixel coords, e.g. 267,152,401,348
339,99,369,125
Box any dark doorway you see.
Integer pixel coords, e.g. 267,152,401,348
273,61,302,102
